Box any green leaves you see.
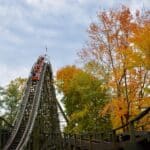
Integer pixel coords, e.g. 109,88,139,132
56,66,111,133
0,77,26,125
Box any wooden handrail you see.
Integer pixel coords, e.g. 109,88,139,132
63,107,150,144
113,107,150,132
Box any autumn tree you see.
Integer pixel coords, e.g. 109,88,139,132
56,65,82,95
130,20,150,69
56,66,110,133
78,6,150,129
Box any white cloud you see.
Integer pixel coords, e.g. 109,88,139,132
0,64,29,86
0,29,23,45
26,0,68,12
129,0,150,10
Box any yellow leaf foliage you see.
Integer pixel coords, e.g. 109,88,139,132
56,65,82,94
130,23,150,69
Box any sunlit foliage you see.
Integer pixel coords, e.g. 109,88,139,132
78,6,150,129
56,66,111,133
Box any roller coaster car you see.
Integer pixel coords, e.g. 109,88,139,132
32,72,40,81
31,56,45,81
34,64,40,72
37,56,45,65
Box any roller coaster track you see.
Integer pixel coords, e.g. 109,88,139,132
3,59,64,150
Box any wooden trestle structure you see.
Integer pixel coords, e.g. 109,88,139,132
2,58,64,150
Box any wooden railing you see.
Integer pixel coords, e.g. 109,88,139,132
112,107,150,143
62,107,150,149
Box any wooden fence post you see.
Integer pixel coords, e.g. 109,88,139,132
89,134,92,150
129,121,136,143
112,130,117,143
73,134,76,150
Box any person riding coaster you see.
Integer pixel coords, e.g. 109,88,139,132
31,55,45,81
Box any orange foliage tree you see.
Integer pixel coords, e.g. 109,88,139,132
78,6,150,129
130,19,150,70
56,65,82,95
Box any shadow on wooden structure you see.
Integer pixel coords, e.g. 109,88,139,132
63,107,150,150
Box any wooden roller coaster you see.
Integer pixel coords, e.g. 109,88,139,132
2,56,65,150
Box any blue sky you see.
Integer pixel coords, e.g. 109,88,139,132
0,0,149,86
